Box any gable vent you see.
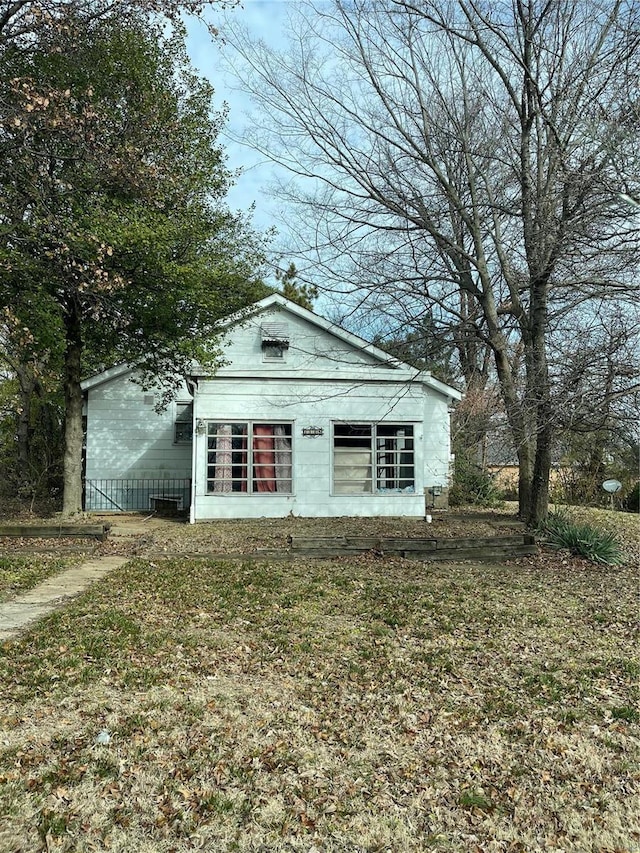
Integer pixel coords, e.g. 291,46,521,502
261,322,290,348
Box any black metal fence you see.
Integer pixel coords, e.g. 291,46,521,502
84,479,192,512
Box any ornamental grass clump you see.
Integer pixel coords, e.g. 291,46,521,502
543,510,623,566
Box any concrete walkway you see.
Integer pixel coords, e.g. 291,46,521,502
0,556,128,641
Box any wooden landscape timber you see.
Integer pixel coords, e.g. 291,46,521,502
287,534,537,561
0,524,110,542
0,522,537,562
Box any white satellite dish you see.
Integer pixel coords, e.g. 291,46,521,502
602,479,622,494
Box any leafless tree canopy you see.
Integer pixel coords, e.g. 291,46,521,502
225,0,640,522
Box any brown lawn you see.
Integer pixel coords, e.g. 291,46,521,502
0,504,638,852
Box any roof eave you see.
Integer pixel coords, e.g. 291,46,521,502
80,363,133,392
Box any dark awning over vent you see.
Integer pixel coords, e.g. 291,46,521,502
261,322,290,348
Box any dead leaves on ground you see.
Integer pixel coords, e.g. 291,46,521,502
0,554,638,852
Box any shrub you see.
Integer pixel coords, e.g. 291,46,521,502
542,510,623,566
449,454,504,508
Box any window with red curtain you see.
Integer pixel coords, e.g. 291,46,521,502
207,423,292,494
253,424,276,492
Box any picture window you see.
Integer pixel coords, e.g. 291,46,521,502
333,423,415,494
206,422,293,494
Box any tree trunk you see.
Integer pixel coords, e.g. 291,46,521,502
529,429,552,526
517,445,532,522
480,287,536,522
528,340,553,525
15,365,33,488
62,301,84,516
524,260,553,526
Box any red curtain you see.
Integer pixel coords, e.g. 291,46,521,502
253,425,276,492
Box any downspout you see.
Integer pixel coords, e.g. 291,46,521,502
187,377,199,524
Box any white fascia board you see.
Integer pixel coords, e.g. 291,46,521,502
188,365,463,400
82,362,199,394
80,362,133,392
421,373,463,402
188,366,418,382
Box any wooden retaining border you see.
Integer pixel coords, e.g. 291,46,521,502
0,524,110,542
142,534,537,562
287,534,537,561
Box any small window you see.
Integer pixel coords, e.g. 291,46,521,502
263,342,286,361
174,402,193,443
261,322,289,361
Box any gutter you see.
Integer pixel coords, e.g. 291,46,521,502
187,377,199,525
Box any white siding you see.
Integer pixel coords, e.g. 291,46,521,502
423,391,453,487
217,307,387,376
83,300,460,519
192,377,427,519
84,375,192,480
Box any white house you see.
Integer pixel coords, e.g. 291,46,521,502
81,294,462,521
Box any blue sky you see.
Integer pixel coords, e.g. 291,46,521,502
185,1,293,234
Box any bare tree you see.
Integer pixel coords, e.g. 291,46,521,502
224,0,640,524
552,302,639,497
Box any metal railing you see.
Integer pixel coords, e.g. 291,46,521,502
84,478,192,512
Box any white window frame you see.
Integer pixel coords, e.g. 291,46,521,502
332,422,416,495
174,401,193,444
206,421,294,495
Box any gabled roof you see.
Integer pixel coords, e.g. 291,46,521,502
81,293,462,401
200,293,462,400
81,362,133,393
218,292,406,367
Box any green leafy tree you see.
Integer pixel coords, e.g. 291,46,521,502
0,10,266,515
0,298,65,502
0,1,228,47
